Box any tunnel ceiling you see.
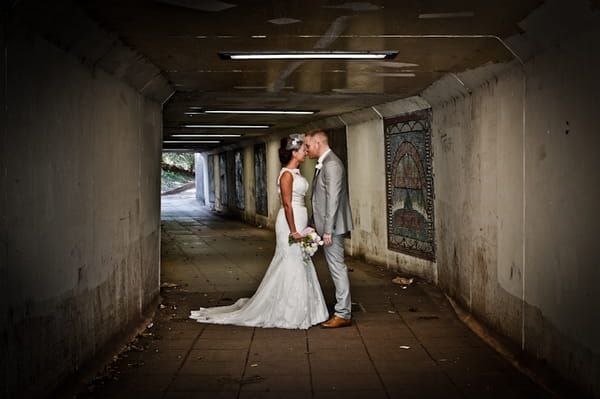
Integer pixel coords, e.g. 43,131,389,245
81,0,542,152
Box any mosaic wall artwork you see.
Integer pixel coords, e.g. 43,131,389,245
384,110,435,261
254,144,267,216
219,152,227,206
234,150,245,209
207,154,215,207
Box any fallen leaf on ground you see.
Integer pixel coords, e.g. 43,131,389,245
392,276,414,285
160,282,178,288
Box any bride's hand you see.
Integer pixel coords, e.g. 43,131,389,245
290,231,302,241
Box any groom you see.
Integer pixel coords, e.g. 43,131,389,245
305,128,354,328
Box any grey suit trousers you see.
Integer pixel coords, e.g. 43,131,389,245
323,234,351,319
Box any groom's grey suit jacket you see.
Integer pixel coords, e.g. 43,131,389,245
311,151,353,236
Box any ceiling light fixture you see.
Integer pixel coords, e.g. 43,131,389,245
185,110,315,115
418,12,474,19
163,149,195,152
164,141,221,144
170,134,242,138
361,72,416,77
233,85,294,90
219,51,398,60
182,124,269,128
155,0,236,12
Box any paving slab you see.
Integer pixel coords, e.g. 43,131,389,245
69,190,556,399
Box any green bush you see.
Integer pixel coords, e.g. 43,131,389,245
162,153,195,172
161,153,195,192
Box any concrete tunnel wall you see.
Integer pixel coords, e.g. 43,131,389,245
1,19,164,399
202,9,600,396
425,22,600,395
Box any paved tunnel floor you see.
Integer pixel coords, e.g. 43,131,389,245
74,189,553,399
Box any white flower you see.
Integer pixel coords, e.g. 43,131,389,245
289,227,324,263
315,162,323,170
286,133,305,150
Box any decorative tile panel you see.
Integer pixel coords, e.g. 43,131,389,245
384,110,435,261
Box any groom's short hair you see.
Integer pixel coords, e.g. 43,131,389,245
307,128,328,144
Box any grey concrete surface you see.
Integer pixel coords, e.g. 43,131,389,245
72,190,555,399
3,20,163,398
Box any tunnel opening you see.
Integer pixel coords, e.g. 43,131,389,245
161,151,196,195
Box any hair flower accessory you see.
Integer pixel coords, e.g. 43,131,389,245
285,133,305,150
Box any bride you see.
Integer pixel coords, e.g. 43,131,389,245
189,134,329,329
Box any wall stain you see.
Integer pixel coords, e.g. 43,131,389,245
524,301,597,397
4,243,159,398
537,144,547,163
441,133,453,153
451,245,460,297
471,246,489,315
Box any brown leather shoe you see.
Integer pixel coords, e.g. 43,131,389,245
321,316,352,328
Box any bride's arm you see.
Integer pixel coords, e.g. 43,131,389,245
280,171,301,241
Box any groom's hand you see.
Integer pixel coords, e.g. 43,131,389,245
323,233,332,246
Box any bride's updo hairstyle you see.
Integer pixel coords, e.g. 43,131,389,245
278,134,304,165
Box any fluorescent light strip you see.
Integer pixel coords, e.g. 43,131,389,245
163,149,198,152
418,12,474,19
185,110,315,115
182,124,269,129
170,134,242,138
361,72,416,77
233,85,294,90
164,141,220,144
219,51,398,60
233,54,385,60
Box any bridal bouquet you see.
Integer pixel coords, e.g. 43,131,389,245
289,227,324,263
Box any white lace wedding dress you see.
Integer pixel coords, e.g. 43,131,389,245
189,168,329,329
